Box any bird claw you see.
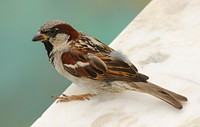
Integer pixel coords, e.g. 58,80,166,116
51,93,96,103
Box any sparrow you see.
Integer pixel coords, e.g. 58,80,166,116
32,20,187,109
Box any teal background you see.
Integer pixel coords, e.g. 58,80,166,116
0,0,150,126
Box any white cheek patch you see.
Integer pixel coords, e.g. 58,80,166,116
50,34,71,51
56,34,70,42
49,37,55,43
50,34,70,47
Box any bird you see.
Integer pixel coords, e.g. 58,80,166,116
32,20,187,109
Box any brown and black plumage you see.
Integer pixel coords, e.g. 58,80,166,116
32,20,187,109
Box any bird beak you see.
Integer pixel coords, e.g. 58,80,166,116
32,32,48,42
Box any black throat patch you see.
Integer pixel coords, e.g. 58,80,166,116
42,41,53,56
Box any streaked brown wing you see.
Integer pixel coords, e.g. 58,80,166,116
61,51,107,79
99,55,149,82
61,50,148,82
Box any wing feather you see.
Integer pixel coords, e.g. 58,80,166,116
61,50,148,82
61,33,148,82
61,51,107,79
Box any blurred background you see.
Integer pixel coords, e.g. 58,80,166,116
0,0,150,126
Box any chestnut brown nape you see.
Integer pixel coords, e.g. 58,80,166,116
54,23,79,41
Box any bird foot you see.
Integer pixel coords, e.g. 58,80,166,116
52,93,96,103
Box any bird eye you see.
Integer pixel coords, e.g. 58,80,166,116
50,28,58,37
50,29,55,34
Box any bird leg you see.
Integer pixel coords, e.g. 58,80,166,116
52,93,96,103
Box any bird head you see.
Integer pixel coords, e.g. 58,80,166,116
32,20,79,54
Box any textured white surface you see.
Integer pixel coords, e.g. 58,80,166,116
32,0,200,126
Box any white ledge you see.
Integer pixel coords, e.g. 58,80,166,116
32,0,200,126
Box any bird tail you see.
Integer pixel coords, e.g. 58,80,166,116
128,82,187,109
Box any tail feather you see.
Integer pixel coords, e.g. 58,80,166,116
151,89,183,109
128,82,187,109
147,82,188,102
